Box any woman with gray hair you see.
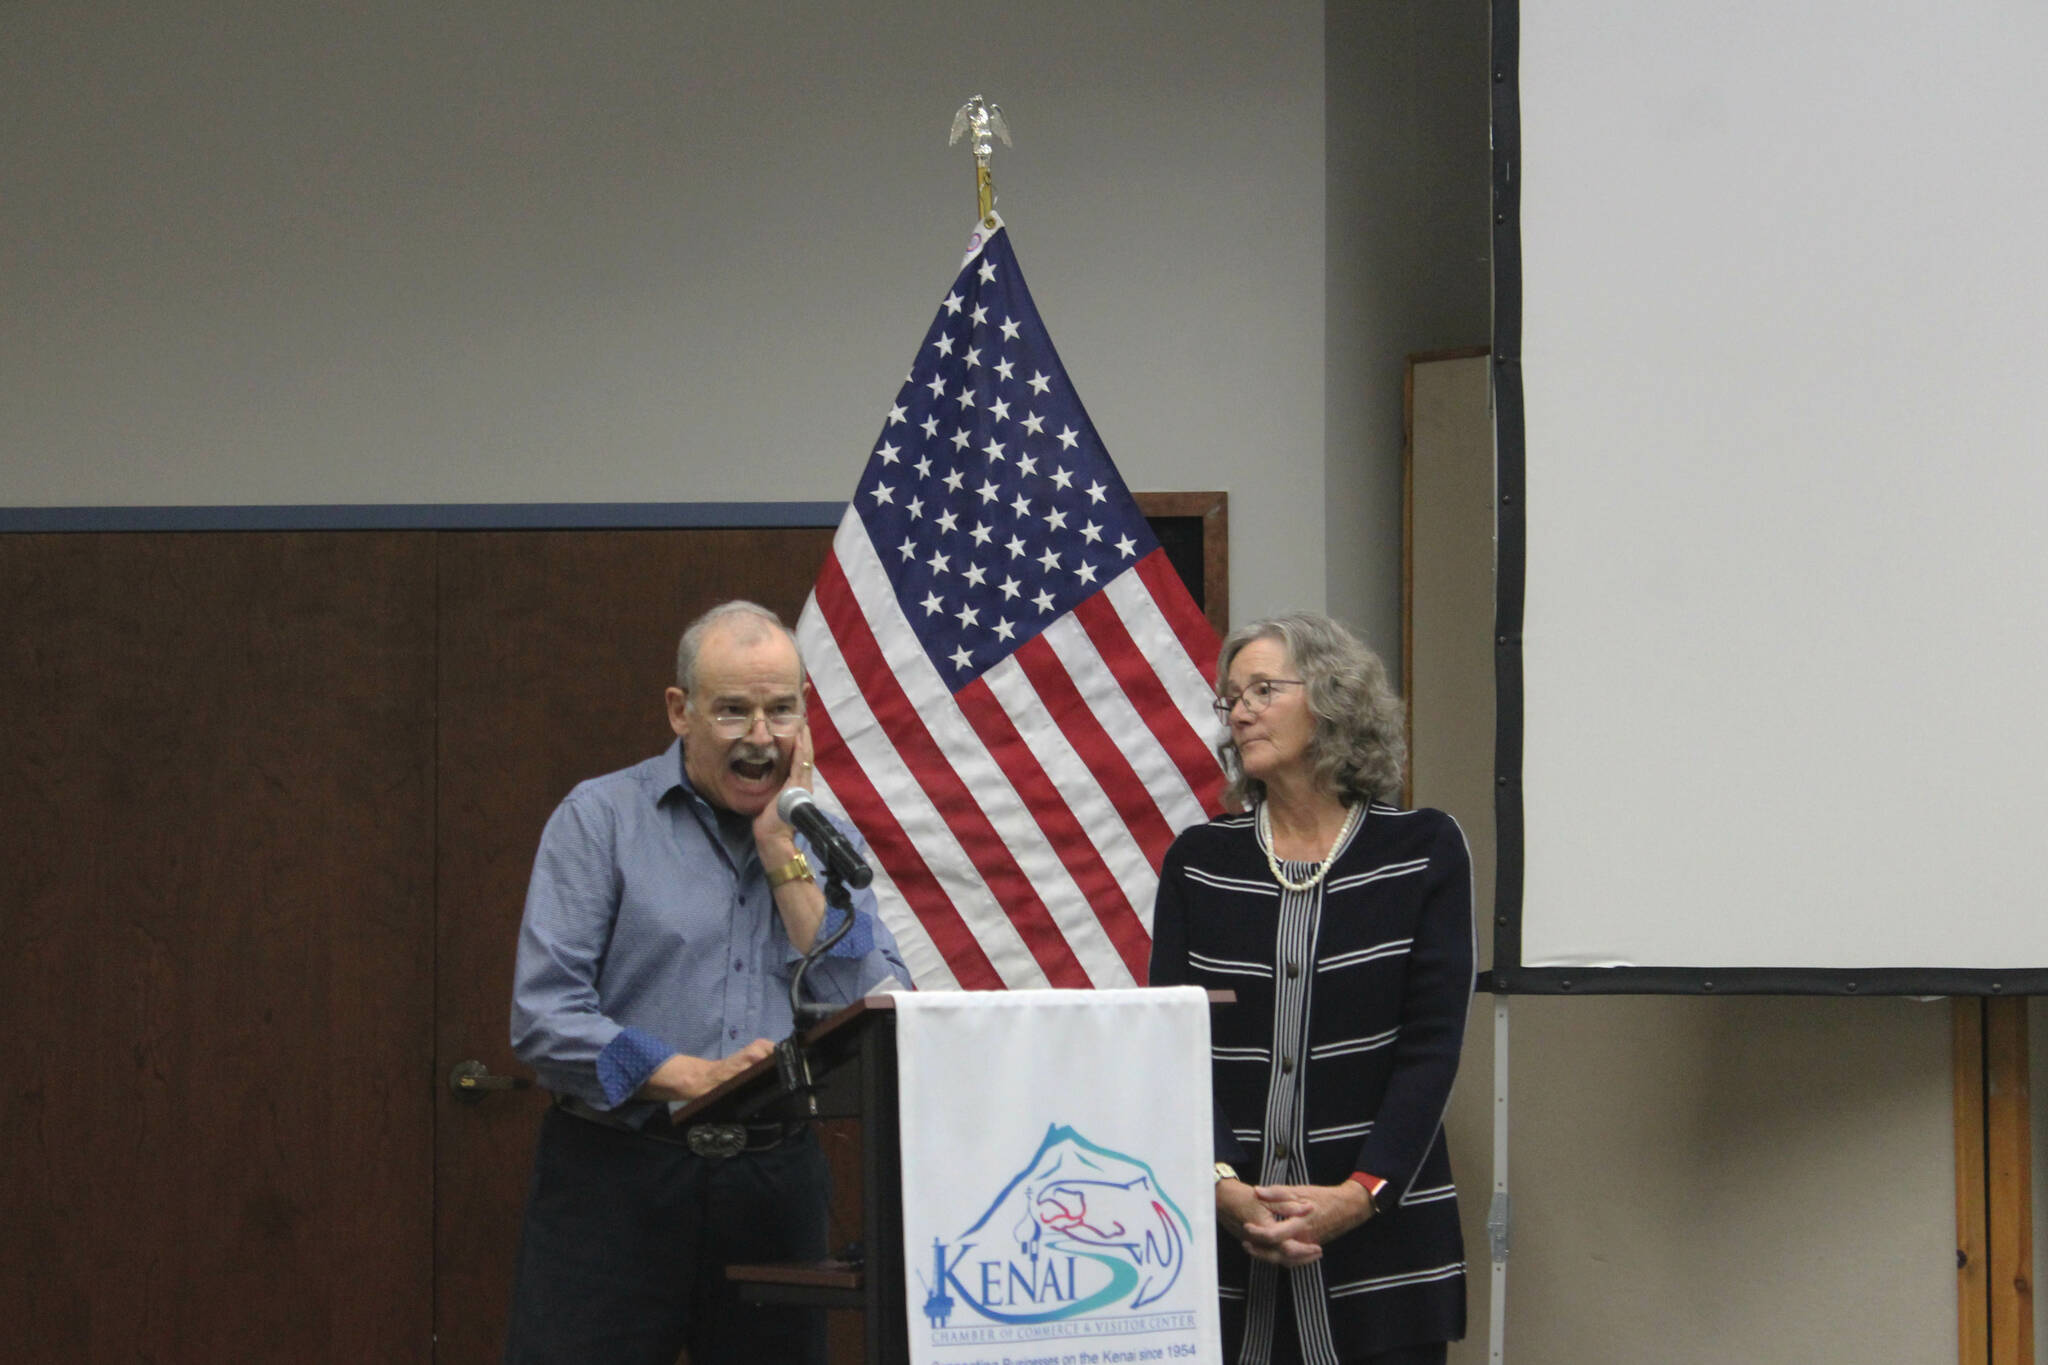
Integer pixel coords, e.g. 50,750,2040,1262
1150,612,1474,1365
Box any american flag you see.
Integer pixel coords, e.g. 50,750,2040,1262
796,215,1226,990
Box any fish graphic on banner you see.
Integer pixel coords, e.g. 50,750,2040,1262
918,1124,1191,1326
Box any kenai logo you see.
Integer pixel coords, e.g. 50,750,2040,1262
919,1123,1192,1327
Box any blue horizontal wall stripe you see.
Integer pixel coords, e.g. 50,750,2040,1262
0,502,848,533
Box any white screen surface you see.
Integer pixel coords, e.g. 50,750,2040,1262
1515,0,2048,971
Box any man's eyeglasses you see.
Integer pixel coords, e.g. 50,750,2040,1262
696,700,805,739
1212,678,1306,723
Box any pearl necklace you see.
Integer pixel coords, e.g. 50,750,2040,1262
1256,800,1363,893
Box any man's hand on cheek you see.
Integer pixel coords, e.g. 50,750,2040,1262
753,723,815,853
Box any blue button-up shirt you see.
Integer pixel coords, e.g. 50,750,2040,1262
509,740,910,1123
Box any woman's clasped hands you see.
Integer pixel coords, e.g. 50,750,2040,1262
1216,1178,1375,1267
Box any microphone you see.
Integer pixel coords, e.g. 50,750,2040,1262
776,787,875,889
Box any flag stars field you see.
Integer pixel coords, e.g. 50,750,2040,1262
856,296,1157,665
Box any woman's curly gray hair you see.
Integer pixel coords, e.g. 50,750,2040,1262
1216,612,1407,810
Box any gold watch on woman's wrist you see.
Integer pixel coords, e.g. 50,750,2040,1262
1214,1162,1239,1185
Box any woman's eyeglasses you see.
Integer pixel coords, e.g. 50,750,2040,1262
1212,678,1305,722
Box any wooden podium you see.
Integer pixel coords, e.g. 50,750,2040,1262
671,995,909,1364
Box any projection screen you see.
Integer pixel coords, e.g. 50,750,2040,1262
1493,0,2048,992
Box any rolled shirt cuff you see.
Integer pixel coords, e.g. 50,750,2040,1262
595,1025,674,1108
782,904,877,963
822,904,875,958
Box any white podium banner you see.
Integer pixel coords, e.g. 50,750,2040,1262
896,987,1222,1365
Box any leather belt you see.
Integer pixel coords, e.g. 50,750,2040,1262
558,1096,807,1157
673,1120,796,1158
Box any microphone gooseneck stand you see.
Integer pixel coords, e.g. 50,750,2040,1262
775,865,860,1114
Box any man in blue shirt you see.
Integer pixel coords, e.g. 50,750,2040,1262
503,600,910,1365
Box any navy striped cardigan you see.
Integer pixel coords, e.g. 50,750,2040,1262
1149,804,1474,1364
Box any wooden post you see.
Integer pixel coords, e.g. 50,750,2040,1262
1958,996,2036,1365
1956,998,1989,1365
1985,998,2033,1365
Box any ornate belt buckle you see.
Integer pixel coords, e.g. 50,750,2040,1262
685,1122,747,1158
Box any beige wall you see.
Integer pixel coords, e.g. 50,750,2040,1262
1324,0,1494,658
1463,997,1955,1364
1,0,1329,623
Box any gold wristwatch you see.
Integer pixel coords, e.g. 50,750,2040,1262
1214,1162,1239,1184
766,850,814,889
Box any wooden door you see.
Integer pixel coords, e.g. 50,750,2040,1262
431,528,841,1364
0,533,438,1361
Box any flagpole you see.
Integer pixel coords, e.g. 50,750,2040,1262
794,137,1227,992
948,94,1010,228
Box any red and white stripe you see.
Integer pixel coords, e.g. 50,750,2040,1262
797,511,1225,990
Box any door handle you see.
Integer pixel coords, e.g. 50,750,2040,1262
449,1059,533,1102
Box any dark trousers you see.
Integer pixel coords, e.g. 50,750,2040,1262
1268,1293,1450,1365
503,1105,829,1365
